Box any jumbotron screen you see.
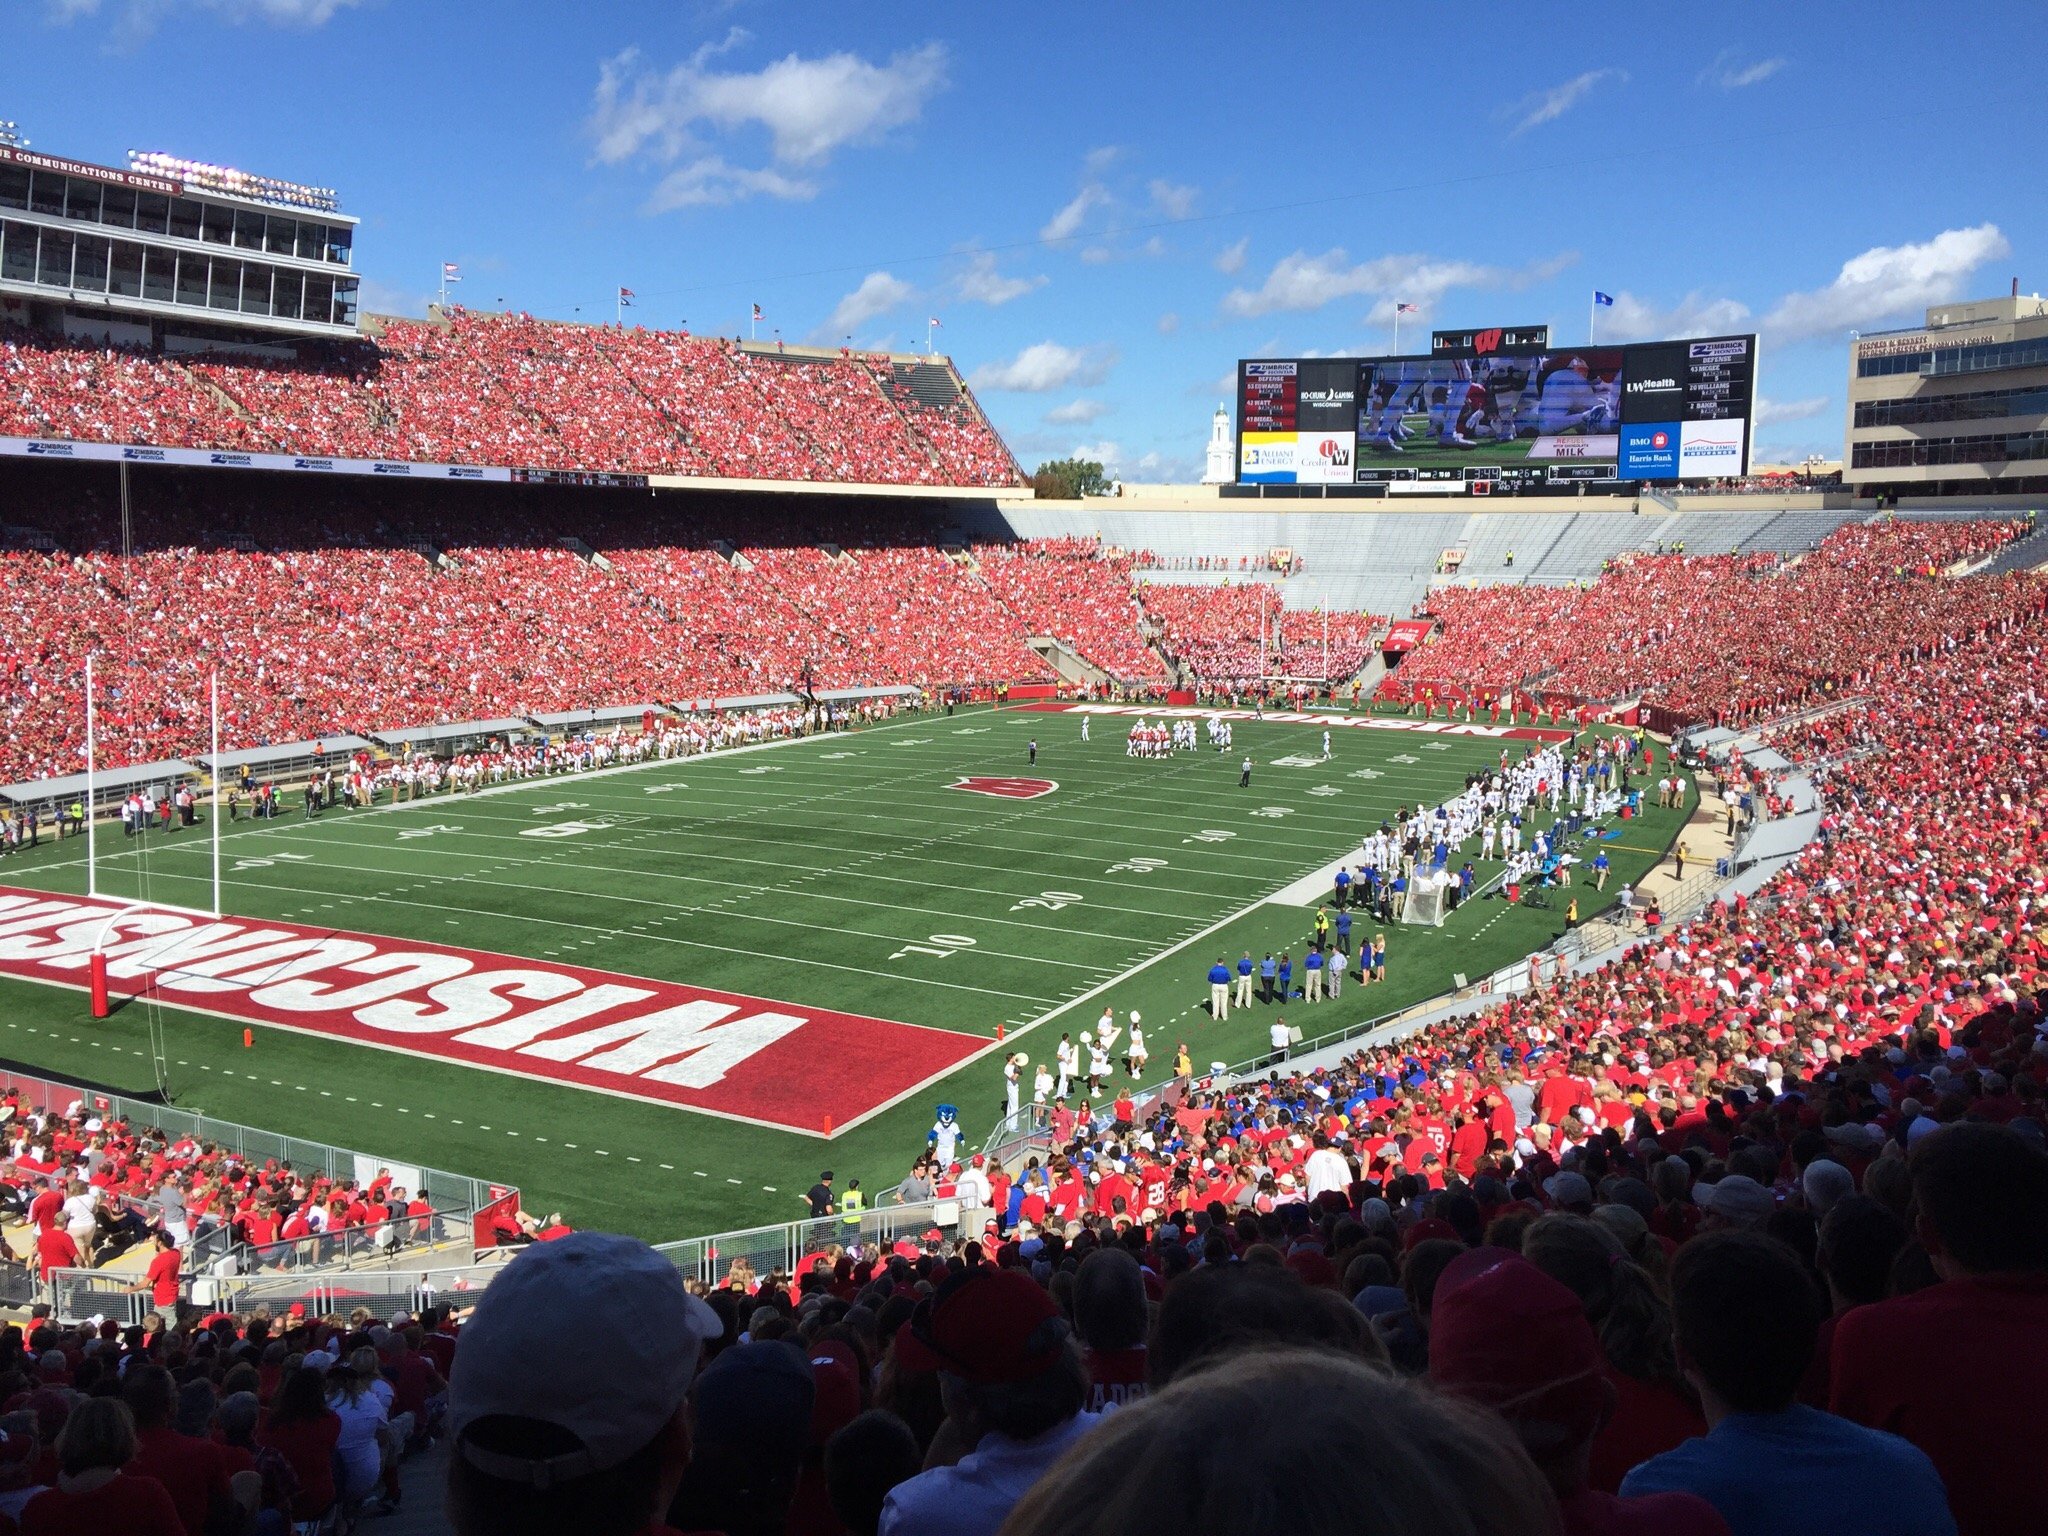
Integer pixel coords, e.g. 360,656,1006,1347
1235,334,1757,486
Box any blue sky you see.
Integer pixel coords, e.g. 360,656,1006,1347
7,0,2042,477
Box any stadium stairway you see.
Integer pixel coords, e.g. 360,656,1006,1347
1973,520,2048,575
1025,635,1112,687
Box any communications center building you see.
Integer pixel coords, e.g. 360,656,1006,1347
1845,292,2048,500
0,135,360,346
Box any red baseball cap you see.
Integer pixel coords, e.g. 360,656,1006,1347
807,1339,863,1447
897,1268,1066,1384
1429,1249,1603,1435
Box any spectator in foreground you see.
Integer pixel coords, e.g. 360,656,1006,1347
1828,1123,2048,1536
825,1411,922,1536
447,1231,725,1536
1002,1349,1560,1536
878,1267,1098,1536
1428,1247,1729,1536
1071,1248,1149,1412
1621,1230,1953,1536
17,1397,182,1536
1148,1260,1386,1388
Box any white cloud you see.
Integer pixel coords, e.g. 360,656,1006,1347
49,0,359,36
1079,247,1114,265
1754,395,1832,426
1157,312,1181,335
588,38,946,209
1083,145,1122,174
1041,183,1109,242
1215,237,1250,275
1596,289,1754,342
356,276,430,318
826,271,913,334
1763,224,2010,340
645,156,817,211
1149,179,1198,219
1222,247,1575,320
971,341,1117,393
1070,439,1124,469
954,252,1045,306
1045,399,1111,425
1507,69,1626,135
1701,50,1786,90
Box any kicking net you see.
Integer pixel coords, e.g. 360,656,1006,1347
1400,869,1453,928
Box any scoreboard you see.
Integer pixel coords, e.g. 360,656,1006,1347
1235,331,1759,487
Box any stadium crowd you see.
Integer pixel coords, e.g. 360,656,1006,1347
3,484,1287,785
0,513,2042,1535
1382,519,2038,724
0,315,1021,488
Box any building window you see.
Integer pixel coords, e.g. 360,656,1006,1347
0,165,27,211
1854,383,2048,429
101,185,137,229
109,240,144,298
72,236,109,292
0,221,36,284
26,172,66,217
65,179,102,223
142,245,174,303
1851,428,2048,469
35,228,73,289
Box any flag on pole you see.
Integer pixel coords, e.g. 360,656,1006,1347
929,316,942,328
442,263,461,281
1593,291,1614,307
752,303,763,320
618,286,635,306
1395,302,1418,314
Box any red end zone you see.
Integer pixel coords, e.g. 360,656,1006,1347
0,889,978,1136
1014,702,1573,743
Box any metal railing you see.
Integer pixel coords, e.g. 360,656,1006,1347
651,1197,983,1287
49,1252,519,1325
203,1204,474,1279
0,1068,508,1215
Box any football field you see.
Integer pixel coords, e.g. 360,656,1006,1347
0,704,1692,1239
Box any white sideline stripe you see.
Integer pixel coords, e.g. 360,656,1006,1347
828,837,1356,1137
20,707,961,876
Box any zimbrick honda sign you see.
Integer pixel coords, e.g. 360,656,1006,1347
0,890,975,1135
0,438,649,490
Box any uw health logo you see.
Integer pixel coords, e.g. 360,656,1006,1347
950,776,1058,800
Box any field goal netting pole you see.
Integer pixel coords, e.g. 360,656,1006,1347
84,661,224,1102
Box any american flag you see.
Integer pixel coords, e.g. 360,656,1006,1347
1396,302,1417,314
752,303,763,320
618,286,635,304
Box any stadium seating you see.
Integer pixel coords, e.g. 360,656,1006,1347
2,489,2044,1536
1381,519,2037,723
0,315,1022,488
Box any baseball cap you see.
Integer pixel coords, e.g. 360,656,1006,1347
1430,1249,1603,1434
1694,1174,1774,1226
692,1341,815,1452
808,1339,863,1447
1542,1171,1594,1209
896,1267,1066,1383
450,1232,723,1488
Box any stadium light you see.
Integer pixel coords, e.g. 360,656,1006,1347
127,149,340,213
0,120,26,149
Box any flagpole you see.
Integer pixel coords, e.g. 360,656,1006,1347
1589,292,1596,346
1393,308,1401,354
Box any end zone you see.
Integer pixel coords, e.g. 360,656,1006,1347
0,889,979,1136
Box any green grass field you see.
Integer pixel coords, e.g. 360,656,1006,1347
1356,411,1613,473
0,704,1691,1239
